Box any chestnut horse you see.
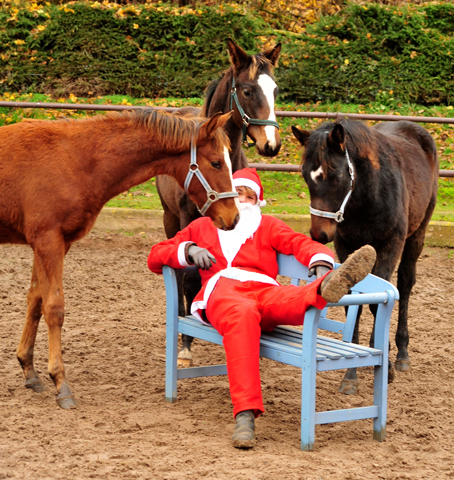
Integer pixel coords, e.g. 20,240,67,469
292,119,438,393
156,38,281,366
0,108,239,409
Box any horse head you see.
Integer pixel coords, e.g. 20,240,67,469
226,38,282,158
292,122,355,244
183,111,240,231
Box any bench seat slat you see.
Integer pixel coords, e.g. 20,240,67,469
180,316,381,364
275,325,382,356
267,326,381,358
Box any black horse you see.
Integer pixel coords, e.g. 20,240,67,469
156,38,281,366
292,119,438,393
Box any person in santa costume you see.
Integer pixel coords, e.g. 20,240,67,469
148,168,376,449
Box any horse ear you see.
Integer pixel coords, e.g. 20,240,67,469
227,38,250,71
291,126,311,147
200,111,233,139
263,43,282,67
328,124,345,151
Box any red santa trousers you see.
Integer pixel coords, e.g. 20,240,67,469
205,276,328,418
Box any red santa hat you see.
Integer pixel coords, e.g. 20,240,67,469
232,168,266,207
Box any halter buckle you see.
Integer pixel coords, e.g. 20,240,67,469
208,191,219,202
335,211,344,223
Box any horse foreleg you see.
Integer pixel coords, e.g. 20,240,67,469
339,305,361,395
17,261,45,392
33,235,76,409
175,270,193,367
178,269,202,367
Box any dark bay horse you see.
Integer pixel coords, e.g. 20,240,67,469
156,38,282,366
292,119,438,393
0,108,239,409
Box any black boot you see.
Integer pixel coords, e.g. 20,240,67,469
320,245,377,303
232,410,255,449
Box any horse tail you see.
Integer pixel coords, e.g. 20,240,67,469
397,121,438,167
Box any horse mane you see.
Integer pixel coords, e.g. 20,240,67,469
201,77,222,117
39,109,229,153
309,119,380,171
248,48,277,80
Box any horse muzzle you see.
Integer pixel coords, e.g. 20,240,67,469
309,217,336,245
215,211,240,231
257,138,281,157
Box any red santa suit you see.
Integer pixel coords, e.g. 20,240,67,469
148,169,335,417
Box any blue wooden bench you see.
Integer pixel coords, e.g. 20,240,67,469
162,254,399,450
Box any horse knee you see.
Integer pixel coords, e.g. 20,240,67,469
43,296,65,326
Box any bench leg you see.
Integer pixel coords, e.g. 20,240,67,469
165,315,179,403
373,302,391,441
373,363,387,441
300,308,319,451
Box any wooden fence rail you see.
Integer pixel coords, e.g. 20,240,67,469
1,101,453,178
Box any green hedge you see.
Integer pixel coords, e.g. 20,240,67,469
275,3,454,105
1,1,453,104
0,2,265,97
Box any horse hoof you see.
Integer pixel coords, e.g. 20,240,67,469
177,348,193,368
56,395,77,410
25,379,45,393
177,357,193,368
339,378,358,395
395,359,411,372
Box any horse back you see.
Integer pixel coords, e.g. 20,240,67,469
374,121,438,171
373,121,438,236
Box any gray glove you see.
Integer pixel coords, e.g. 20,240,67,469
187,244,216,270
308,265,332,279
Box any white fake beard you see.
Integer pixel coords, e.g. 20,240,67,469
236,202,262,240
217,202,262,265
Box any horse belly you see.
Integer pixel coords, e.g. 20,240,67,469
0,224,27,244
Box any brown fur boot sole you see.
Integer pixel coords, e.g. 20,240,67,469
320,245,377,303
232,410,255,449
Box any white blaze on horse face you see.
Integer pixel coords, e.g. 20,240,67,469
311,166,324,183
224,146,240,209
257,74,278,148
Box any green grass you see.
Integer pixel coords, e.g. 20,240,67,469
1,92,453,221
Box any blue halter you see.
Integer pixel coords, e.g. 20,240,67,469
229,77,280,147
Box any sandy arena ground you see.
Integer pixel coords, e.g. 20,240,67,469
0,226,453,480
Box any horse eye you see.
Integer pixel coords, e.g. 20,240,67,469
243,90,251,98
332,173,342,185
211,161,221,169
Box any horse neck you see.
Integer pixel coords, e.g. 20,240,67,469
71,119,189,207
203,70,247,172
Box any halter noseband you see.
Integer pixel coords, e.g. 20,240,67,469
309,146,355,223
229,77,280,147
184,137,239,216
